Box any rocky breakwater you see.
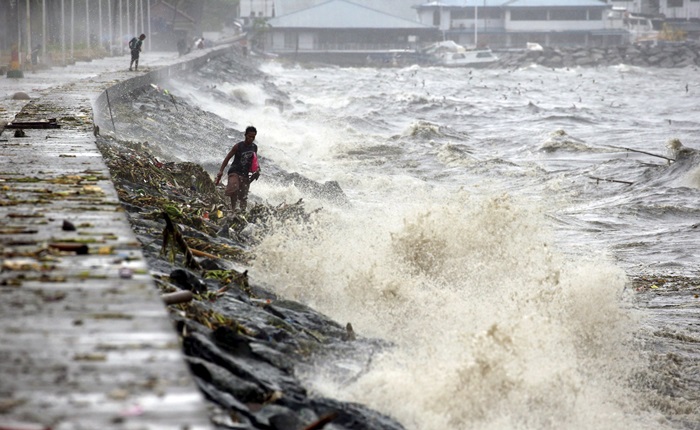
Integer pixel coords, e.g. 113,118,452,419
495,41,700,69
96,135,401,430
94,51,402,430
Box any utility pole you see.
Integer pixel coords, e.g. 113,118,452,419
126,0,130,40
140,0,145,37
108,0,113,55
26,0,31,63
99,0,103,53
70,0,74,60
86,0,90,52
474,3,478,47
42,0,46,63
119,0,123,52
146,0,151,50
62,0,66,65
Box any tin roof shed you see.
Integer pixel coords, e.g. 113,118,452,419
415,0,510,7
415,0,608,7
504,0,609,7
267,0,431,29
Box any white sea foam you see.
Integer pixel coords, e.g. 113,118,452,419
252,187,653,429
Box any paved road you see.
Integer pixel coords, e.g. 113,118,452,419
1,51,212,430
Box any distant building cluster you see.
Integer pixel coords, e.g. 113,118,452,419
609,0,700,19
5,0,700,71
248,0,700,60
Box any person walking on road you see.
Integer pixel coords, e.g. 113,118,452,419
129,34,146,71
215,126,260,213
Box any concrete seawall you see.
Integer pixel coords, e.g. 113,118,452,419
93,45,233,133
493,41,700,69
0,44,241,430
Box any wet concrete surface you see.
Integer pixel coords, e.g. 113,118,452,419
0,49,231,430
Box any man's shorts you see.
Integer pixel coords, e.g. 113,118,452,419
225,173,249,197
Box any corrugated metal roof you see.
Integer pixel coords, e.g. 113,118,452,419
415,0,608,7
267,0,431,29
505,0,609,7
275,0,420,22
415,0,510,7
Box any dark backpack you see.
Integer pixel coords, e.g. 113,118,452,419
129,38,137,50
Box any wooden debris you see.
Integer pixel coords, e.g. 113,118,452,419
588,176,634,185
161,212,201,270
48,242,89,255
6,118,60,129
162,290,194,305
190,248,220,259
605,144,675,162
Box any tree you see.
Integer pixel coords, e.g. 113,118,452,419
250,16,269,50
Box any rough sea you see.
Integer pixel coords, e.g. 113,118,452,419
149,59,700,429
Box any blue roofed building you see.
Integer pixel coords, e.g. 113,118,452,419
263,0,438,65
414,0,628,48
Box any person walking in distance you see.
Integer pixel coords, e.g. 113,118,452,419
129,34,146,71
215,126,260,213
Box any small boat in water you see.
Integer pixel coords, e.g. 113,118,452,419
422,40,498,67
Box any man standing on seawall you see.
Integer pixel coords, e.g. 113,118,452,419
215,126,260,213
129,34,146,71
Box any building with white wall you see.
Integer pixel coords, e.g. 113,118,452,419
415,0,626,48
605,0,700,18
264,0,436,64
239,0,421,22
658,0,700,18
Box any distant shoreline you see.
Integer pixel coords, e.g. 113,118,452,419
267,41,700,69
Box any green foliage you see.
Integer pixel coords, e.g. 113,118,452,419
250,17,270,49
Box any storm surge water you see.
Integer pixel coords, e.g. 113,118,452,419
167,59,700,429
255,192,644,429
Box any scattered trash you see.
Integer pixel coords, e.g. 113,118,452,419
2,260,41,271
48,242,89,255
73,353,107,362
118,267,134,279
107,388,130,400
